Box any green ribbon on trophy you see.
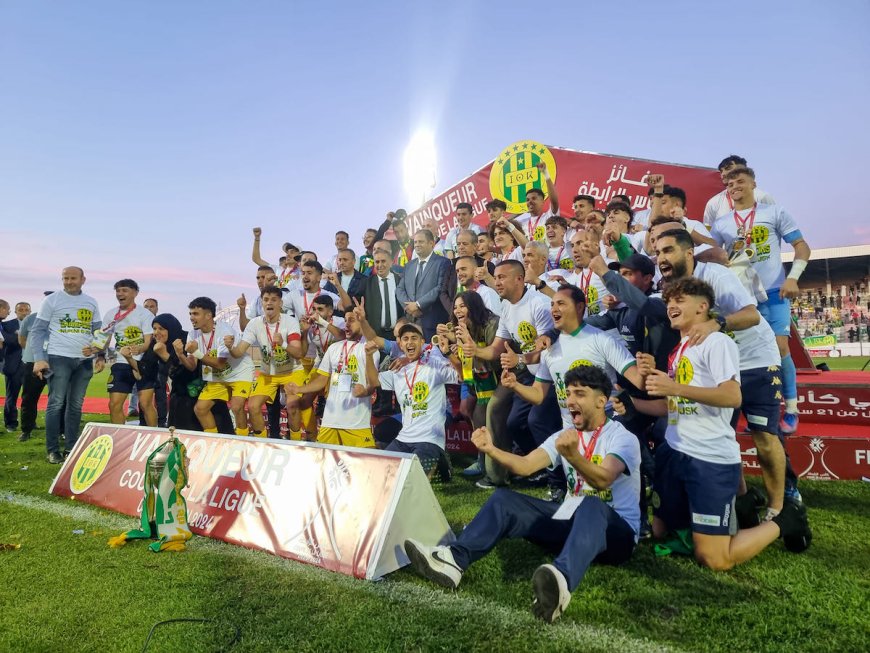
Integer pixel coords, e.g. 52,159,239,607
108,429,193,553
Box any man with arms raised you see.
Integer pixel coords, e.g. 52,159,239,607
710,167,811,434
178,297,254,437
30,267,102,463
288,310,378,448
364,324,460,479
228,287,306,439
404,365,640,623
636,278,809,569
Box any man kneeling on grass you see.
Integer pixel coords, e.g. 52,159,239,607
404,365,641,623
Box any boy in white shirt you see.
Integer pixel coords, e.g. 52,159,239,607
635,277,810,570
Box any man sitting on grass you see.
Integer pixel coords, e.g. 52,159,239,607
404,365,640,624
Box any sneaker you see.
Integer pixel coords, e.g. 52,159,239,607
403,539,462,589
546,487,566,504
773,500,812,553
780,412,799,435
127,410,139,418
735,486,766,529
461,461,483,478
784,485,803,505
47,451,64,464
513,470,549,487
17,432,32,442
532,564,571,623
639,521,652,540
475,478,499,490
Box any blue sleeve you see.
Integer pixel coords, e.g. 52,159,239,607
783,230,803,244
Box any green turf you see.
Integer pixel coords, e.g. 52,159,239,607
2,417,869,652
0,368,111,399
811,356,870,371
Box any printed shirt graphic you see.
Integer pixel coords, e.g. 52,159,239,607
694,262,781,369
316,339,380,430
515,209,554,242
188,321,254,383
101,305,154,363
703,187,776,225
710,202,802,291
306,315,346,362
664,333,742,465
496,288,554,374
37,290,101,358
535,324,637,428
241,314,303,375
379,355,459,448
539,420,641,536
547,244,574,271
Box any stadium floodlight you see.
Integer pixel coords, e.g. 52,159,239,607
403,129,437,209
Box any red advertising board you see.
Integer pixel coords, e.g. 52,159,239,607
50,424,454,579
403,140,722,238
738,433,870,481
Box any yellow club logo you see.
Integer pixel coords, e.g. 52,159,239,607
69,435,113,494
412,381,429,405
676,357,694,386
489,140,557,214
750,225,769,245
77,308,93,323
516,321,537,345
347,355,359,374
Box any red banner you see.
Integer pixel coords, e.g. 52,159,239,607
50,424,454,579
739,433,870,481
404,140,722,238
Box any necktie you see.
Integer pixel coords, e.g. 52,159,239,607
415,259,426,292
382,277,392,327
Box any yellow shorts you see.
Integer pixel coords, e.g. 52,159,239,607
317,427,375,449
252,369,307,401
198,381,252,402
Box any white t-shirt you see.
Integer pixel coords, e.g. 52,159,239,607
535,324,637,428
710,203,801,291
285,288,341,321
241,314,303,375
101,305,154,363
493,247,525,264
473,283,503,315
547,244,574,272
515,209,554,242
703,187,776,227
444,223,483,254
36,290,101,358
316,339,380,430
496,288,554,373
553,267,611,317
187,321,254,383
694,262,780,369
379,355,460,448
539,419,641,537
664,333,741,464
306,315,346,361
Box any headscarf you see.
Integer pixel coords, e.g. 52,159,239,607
151,313,187,359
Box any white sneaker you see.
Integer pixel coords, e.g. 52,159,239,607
403,539,463,589
532,564,571,623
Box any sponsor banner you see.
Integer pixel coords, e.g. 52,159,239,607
404,140,721,239
445,420,476,455
795,381,870,423
803,334,837,347
50,424,454,580
739,434,870,481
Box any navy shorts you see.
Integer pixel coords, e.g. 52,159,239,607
653,442,739,536
731,365,782,436
107,363,155,395
386,439,451,481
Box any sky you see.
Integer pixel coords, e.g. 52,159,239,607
2,0,868,320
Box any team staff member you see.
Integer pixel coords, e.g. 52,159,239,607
229,287,306,439
288,310,378,447
30,267,102,464
404,366,640,624
179,296,254,436
636,278,810,568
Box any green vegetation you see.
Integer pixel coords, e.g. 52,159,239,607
1,415,868,652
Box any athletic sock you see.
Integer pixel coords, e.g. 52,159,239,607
781,353,797,411
204,427,218,433
254,431,267,438
235,427,249,436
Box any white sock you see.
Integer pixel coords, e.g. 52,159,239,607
785,399,798,414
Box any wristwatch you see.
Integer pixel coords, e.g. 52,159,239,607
714,313,727,331
536,280,546,290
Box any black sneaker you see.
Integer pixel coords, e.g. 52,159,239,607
17,432,32,442
735,486,766,529
546,487,566,503
774,500,812,553
47,452,64,464
532,564,571,623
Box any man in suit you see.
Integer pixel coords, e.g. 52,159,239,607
396,229,455,340
0,300,30,432
363,249,404,340
332,248,367,310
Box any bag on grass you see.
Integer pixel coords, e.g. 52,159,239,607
108,432,192,553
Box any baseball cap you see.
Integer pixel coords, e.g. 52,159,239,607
608,254,655,276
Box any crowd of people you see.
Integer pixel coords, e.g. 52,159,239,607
0,153,816,623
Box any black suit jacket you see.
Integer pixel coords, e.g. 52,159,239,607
0,319,22,375
395,254,456,339
363,273,405,339
338,270,367,302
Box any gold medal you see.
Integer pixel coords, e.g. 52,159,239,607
745,249,754,258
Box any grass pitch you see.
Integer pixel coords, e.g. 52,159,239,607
1,415,869,652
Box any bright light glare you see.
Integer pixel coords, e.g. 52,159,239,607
403,129,437,208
